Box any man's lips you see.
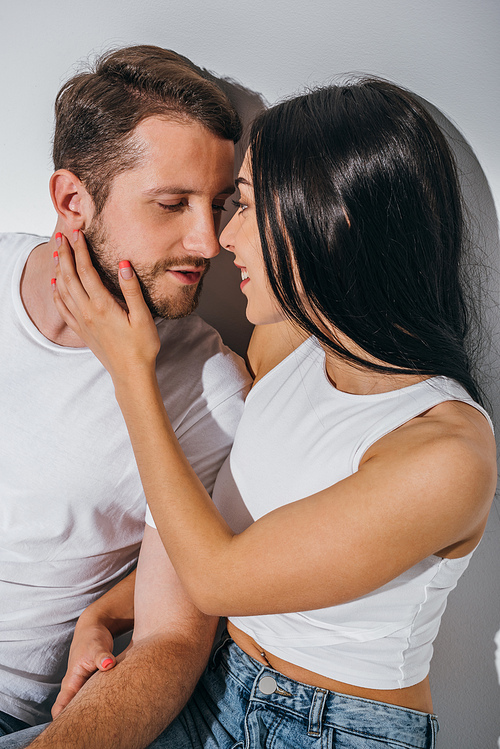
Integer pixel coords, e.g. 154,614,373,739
167,268,204,285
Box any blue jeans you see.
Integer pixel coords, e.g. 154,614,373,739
0,636,439,748
149,635,439,748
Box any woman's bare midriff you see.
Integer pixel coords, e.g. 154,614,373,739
227,620,434,714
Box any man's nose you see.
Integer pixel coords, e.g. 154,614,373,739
183,212,221,259
219,213,235,255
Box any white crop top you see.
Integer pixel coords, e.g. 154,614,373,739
212,336,493,689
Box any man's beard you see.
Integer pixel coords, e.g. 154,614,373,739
84,217,209,319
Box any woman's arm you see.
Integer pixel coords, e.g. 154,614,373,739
51,570,135,718
53,232,497,617
103,378,496,617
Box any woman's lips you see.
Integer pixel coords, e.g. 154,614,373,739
238,266,250,291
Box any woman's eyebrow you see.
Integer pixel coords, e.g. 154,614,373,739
235,177,252,188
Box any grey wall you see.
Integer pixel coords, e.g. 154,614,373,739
1,1,499,746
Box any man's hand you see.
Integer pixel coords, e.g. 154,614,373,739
51,620,116,719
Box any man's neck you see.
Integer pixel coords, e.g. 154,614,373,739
20,234,87,348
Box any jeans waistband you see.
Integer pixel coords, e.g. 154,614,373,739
213,634,438,748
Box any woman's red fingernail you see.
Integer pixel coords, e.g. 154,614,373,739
55,233,62,247
73,229,79,240
101,658,114,669
51,278,56,289
119,260,133,279
53,250,59,265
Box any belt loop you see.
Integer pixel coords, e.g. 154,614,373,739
307,688,328,737
210,633,231,668
429,715,440,748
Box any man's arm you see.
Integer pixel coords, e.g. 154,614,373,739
28,524,219,749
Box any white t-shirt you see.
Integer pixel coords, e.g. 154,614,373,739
0,233,251,725
212,336,492,689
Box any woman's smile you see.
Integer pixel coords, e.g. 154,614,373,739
236,264,250,290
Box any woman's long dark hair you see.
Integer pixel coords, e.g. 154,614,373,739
249,78,482,403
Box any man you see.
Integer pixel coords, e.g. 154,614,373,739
0,45,250,746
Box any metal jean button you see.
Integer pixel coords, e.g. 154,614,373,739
258,675,277,695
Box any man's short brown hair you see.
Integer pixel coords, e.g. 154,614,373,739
53,45,241,214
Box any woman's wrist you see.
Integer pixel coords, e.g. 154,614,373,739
76,574,135,639
111,359,158,397
76,602,134,639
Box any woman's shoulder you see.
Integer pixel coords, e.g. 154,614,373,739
361,396,497,552
367,394,495,474
393,396,493,453
364,376,494,461
417,398,495,480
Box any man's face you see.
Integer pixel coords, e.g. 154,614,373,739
84,116,235,318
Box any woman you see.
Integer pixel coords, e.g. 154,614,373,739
52,79,496,748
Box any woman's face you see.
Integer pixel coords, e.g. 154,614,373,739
220,155,284,326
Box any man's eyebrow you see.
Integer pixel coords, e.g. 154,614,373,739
143,185,236,197
235,177,252,188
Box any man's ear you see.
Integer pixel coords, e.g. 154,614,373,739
49,170,94,230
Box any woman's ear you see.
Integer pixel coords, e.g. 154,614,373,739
49,170,93,230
